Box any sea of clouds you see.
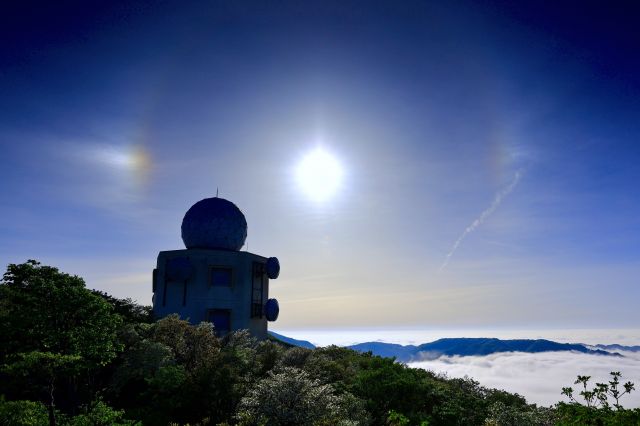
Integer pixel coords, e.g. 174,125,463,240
409,350,640,407
276,328,640,408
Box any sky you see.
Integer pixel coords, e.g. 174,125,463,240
1,1,639,334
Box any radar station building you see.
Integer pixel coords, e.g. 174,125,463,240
152,197,280,339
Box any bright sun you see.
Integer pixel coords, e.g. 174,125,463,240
295,147,344,202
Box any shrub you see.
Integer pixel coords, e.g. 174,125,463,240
236,367,367,425
0,399,49,426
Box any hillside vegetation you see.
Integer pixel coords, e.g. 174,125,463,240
1,261,638,425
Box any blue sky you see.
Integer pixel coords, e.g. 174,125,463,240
1,1,639,330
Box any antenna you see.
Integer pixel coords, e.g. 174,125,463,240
216,187,219,197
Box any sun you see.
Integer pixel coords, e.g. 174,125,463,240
295,147,344,202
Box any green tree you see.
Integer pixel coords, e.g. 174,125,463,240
349,356,435,424
91,290,153,325
0,260,123,424
557,372,640,426
386,410,411,426
4,352,81,425
0,260,122,366
236,367,366,425
561,372,635,410
109,315,236,425
0,398,49,426
483,401,556,426
64,400,141,426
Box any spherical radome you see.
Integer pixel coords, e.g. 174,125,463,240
181,197,247,250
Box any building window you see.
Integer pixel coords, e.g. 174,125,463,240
251,262,264,318
207,309,231,337
210,267,232,287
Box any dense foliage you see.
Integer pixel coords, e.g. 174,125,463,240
1,261,638,425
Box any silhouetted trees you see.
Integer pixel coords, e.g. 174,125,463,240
556,372,638,425
1,260,639,425
0,260,122,425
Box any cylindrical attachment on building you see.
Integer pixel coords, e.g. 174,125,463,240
266,257,280,279
264,298,279,322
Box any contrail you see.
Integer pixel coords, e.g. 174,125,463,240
439,169,523,271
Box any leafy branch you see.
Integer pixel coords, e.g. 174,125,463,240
561,372,635,410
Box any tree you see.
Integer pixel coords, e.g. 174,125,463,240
483,401,556,426
0,260,123,424
561,372,635,410
91,290,153,325
109,315,231,425
0,260,122,366
64,400,141,426
4,352,81,425
236,367,366,425
349,356,436,424
0,398,49,426
557,372,640,426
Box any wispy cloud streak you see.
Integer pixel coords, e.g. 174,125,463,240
440,170,523,270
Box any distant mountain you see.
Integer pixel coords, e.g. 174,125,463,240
592,343,640,352
348,338,620,362
268,331,316,349
349,342,418,360
267,333,625,361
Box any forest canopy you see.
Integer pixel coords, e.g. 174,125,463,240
0,260,638,425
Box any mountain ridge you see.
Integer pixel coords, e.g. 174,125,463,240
268,333,624,362
268,331,316,349
349,338,621,362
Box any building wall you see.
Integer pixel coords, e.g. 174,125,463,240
153,248,270,339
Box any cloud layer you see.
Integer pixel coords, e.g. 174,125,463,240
410,350,640,407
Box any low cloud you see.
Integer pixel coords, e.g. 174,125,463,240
410,351,640,407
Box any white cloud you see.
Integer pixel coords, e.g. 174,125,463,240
410,351,640,408
273,330,640,407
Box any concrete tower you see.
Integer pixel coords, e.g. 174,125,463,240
152,197,280,339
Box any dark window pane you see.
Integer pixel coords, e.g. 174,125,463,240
251,261,264,318
211,268,232,287
208,309,231,336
